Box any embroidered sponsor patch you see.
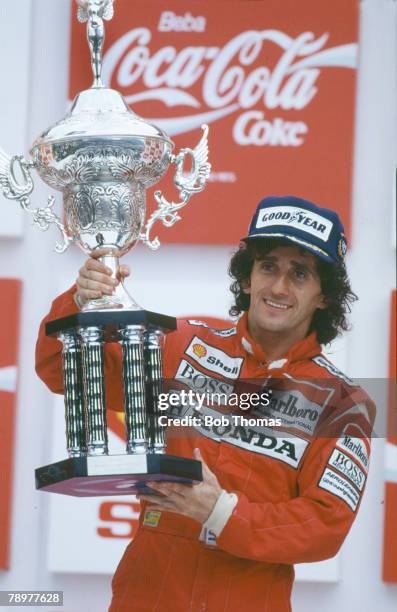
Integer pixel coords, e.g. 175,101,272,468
261,389,326,435
328,448,366,491
196,407,308,468
187,320,237,337
336,435,369,471
192,343,207,358
256,206,333,241
143,510,161,527
318,467,360,511
338,236,347,258
312,355,355,386
175,359,234,397
218,429,309,468
185,337,243,380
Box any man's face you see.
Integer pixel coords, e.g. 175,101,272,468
243,244,326,342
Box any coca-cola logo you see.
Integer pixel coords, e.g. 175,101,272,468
101,28,356,144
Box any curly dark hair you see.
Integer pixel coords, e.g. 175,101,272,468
228,238,357,345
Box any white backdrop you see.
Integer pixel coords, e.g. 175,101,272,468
0,1,396,611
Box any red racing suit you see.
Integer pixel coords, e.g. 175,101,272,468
35,287,375,612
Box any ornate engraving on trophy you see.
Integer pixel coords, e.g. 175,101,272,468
65,182,144,247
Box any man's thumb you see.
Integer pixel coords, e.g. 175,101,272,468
194,447,212,481
193,447,202,461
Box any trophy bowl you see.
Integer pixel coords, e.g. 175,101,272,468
30,88,174,255
29,87,175,310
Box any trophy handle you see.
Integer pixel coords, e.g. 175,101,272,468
0,147,72,253
139,124,211,250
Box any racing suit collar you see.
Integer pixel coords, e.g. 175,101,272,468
236,312,321,369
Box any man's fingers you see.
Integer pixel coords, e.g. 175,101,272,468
138,494,168,504
81,258,130,283
80,269,117,287
84,259,112,275
77,289,102,301
75,250,130,307
77,278,114,295
88,248,113,260
138,495,178,511
147,482,189,497
119,264,130,278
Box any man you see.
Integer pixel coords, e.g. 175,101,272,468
35,196,375,612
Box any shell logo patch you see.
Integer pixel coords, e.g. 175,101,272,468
193,343,207,358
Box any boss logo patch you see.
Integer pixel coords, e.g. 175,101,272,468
175,359,234,397
328,449,366,491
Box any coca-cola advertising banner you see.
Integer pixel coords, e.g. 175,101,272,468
69,0,358,244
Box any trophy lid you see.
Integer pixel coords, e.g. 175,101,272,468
31,87,174,149
31,0,174,152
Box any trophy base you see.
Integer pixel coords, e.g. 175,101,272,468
35,454,202,497
45,309,176,339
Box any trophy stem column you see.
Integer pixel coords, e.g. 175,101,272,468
120,325,148,454
78,326,108,455
59,331,87,457
145,330,166,453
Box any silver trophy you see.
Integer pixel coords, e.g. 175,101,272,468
0,0,209,496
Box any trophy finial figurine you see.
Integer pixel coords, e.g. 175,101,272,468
76,0,115,87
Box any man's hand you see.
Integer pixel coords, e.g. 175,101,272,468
75,249,130,307
138,448,223,524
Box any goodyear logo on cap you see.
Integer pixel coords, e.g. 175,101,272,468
256,206,333,242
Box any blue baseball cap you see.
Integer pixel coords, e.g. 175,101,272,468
243,195,347,263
